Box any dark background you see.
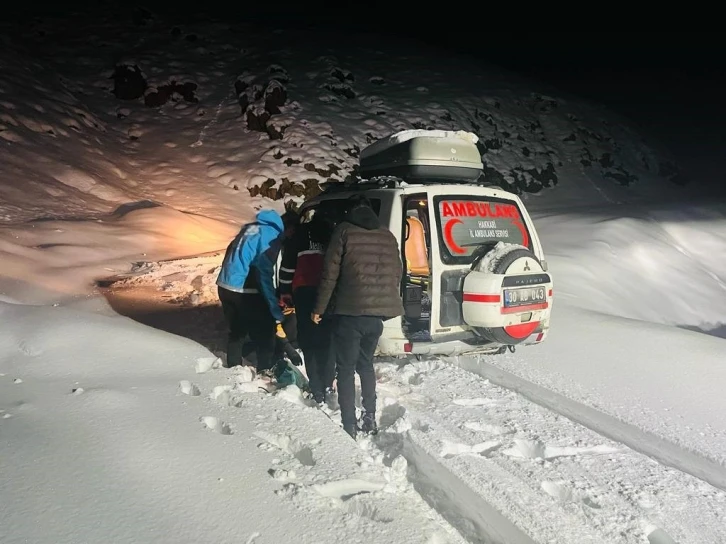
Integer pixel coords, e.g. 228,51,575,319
6,3,725,189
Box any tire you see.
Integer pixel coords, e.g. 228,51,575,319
471,245,543,346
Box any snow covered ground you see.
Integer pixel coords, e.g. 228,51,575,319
2,7,726,544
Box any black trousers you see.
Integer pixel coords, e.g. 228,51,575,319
331,315,383,427
218,286,275,370
294,287,334,396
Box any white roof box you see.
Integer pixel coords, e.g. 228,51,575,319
359,129,484,183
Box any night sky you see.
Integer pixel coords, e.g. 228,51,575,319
7,3,725,189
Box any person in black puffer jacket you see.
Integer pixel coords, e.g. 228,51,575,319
312,194,404,439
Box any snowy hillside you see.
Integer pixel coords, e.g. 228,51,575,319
1,10,688,228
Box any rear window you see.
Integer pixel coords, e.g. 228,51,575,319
433,195,531,264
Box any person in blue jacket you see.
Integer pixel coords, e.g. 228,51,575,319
216,208,299,370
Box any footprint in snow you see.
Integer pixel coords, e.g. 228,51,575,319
503,438,620,460
268,468,298,482
541,480,601,509
440,439,502,459
254,431,315,466
463,421,514,435
18,340,42,357
0,409,11,419
179,380,201,396
245,533,261,544
311,478,386,500
195,356,222,373
200,416,233,435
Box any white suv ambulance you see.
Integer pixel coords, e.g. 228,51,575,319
297,130,553,357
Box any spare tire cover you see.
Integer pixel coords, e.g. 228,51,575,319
471,244,544,345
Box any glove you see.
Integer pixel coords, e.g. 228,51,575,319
275,322,287,339
282,341,303,366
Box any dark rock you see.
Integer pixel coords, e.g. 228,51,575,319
598,153,614,168
264,80,287,114
331,67,354,82
265,121,288,140
111,64,147,101
411,121,434,130
248,178,276,198
144,81,198,108
171,26,182,38
185,34,198,42
238,93,249,113
303,163,340,178
563,133,577,142
323,83,355,99
580,148,594,167
343,146,360,158
246,107,271,132
237,84,263,114
234,78,249,96
480,163,508,189
604,169,638,186
482,138,502,151
267,64,290,83
284,157,301,165
369,76,386,85
248,177,323,200
474,108,496,126
510,163,558,193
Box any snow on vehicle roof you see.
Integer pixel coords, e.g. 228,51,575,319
359,129,480,160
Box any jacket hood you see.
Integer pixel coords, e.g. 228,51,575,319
345,206,380,230
256,209,284,232
308,214,334,244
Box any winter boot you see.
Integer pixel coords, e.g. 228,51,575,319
343,424,357,440
312,390,325,405
360,411,378,435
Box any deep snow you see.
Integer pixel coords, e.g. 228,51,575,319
1,6,726,544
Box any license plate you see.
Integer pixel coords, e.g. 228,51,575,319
504,286,546,307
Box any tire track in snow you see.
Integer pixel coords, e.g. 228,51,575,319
401,436,538,544
453,356,726,492
372,360,726,543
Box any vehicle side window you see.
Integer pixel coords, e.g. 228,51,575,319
301,197,382,227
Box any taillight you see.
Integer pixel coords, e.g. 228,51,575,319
404,343,412,353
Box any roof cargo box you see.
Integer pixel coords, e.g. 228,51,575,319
359,130,483,183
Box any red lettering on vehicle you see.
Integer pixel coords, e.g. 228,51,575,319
452,202,467,216
443,218,466,254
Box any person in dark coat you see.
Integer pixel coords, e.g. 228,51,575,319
312,195,404,439
216,208,300,370
279,208,336,403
